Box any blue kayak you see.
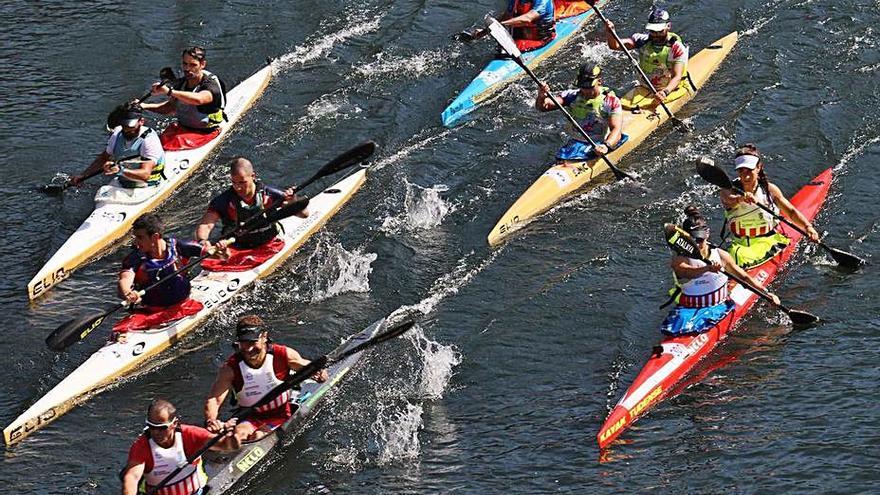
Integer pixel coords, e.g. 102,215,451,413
441,0,607,128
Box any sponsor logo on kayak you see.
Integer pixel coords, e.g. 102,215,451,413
30,267,68,298
7,408,58,443
599,415,627,444
497,216,521,236
235,446,266,473
132,342,146,356
629,385,663,420
196,278,241,310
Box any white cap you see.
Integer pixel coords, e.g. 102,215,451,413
734,155,760,170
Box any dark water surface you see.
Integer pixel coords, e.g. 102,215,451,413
2,0,879,493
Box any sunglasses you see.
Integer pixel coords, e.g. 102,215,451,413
145,417,177,430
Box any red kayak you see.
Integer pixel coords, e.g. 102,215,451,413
597,168,833,449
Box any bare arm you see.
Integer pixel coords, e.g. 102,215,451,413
204,365,233,431
139,98,177,115
534,83,560,112
195,210,221,245
501,9,540,28
671,254,718,279
662,62,685,95
120,461,145,495
72,151,112,185
285,346,328,382
116,159,157,183
604,112,623,148
719,187,744,210
603,20,635,50
768,183,819,241
118,270,141,305
719,250,780,304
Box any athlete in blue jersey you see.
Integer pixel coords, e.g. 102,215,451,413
119,213,204,308
502,0,556,52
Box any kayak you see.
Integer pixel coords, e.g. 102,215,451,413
202,316,387,494
27,62,274,301
487,31,739,246
596,167,832,449
4,169,367,445
441,0,608,128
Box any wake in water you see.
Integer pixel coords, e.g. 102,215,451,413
305,237,377,302
272,13,383,72
381,180,453,234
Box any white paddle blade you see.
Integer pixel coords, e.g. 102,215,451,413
484,15,522,58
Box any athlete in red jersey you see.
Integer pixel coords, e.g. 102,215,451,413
121,399,238,495
203,315,328,443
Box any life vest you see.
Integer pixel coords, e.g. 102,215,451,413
127,238,191,307
673,248,729,308
143,431,207,495
567,87,616,143
227,344,293,416
225,184,281,249
510,0,556,41
553,0,589,19
638,32,688,88
112,127,165,188
725,178,780,238
174,70,226,129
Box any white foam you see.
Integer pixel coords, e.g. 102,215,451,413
272,15,383,72
306,239,377,302
371,401,423,465
381,180,452,234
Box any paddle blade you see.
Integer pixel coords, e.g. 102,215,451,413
824,245,866,270
485,16,521,58
664,223,701,258
45,312,108,351
695,156,734,189
787,309,820,328
158,66,176,81
38,182,69,196
264,197,310,225
337,319,418,361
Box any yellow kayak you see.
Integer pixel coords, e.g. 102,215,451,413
487,31,739,246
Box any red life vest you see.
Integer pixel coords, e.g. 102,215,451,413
226,344,292,417
511,0,556,41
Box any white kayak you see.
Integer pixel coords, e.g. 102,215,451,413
4,169,367,446
28,62,274,300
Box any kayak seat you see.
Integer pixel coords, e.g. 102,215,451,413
94,179,161,205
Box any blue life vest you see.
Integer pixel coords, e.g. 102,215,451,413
112,127,166,188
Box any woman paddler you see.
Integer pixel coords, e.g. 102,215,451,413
720,143,820,268
661,206,779,336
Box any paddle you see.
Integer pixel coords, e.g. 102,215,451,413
45,141,376,351
106,67,176,130
584,0,692,132
664,223,820,327
452,26,487,42
38,153,143,196
695,156,865,269
483,16,635,182
144,317,417,495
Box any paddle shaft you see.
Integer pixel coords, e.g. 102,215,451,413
146,319,414,495
513,59,634,181
589,3,683,124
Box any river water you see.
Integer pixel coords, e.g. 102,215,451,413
1,0,878,493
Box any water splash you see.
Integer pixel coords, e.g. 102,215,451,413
578,41,617,63
305,239,377,302
356,48,453,82
409,326,462,400
395,250,501,317
371,401,423,465
273,14,383,72
381,180,452,234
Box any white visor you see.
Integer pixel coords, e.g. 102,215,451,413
734,155,760,170
645,22,669,32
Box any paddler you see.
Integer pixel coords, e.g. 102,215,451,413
603,8,689,110
114,213,206,338
535,64,625,161
662,206,780,336
194,157,307,257
499,0,557,52
720,144,820,268
140,46,226,151
120,398,239,495
70,105,166,188
203,315,328,442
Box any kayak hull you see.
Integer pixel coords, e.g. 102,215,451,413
440,0,608,128
4,170,366,446
27,63,274,300
596,167,833,449
202,317,387,494
487,31,739,246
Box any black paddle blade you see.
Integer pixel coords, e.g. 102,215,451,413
318,141,376,176
158,66,176,81
46,312,108,351
787,309,820,328
338,319,417,360
38,182,69,196
824,245,866,270
263,197,310,225
695,156,734,189
664,223,700,258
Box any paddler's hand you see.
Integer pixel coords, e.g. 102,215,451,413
222,418,238,433
103,161,120,176
537,82,551,95
123,290,142,305
656,89,668,101
740,191,757,204
69,175,84,187
282,186,297,201
805,224,820,242
604,20,615,32
767,292,780,306
594,144,609,156
205,418,225,433
151,81,173,97
312,368,328,383
706,261,722,273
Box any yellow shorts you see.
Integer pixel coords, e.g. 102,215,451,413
620,83,690,111
728,233,791,269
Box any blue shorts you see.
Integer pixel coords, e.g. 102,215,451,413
660,300,735,336
556,134,629,161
